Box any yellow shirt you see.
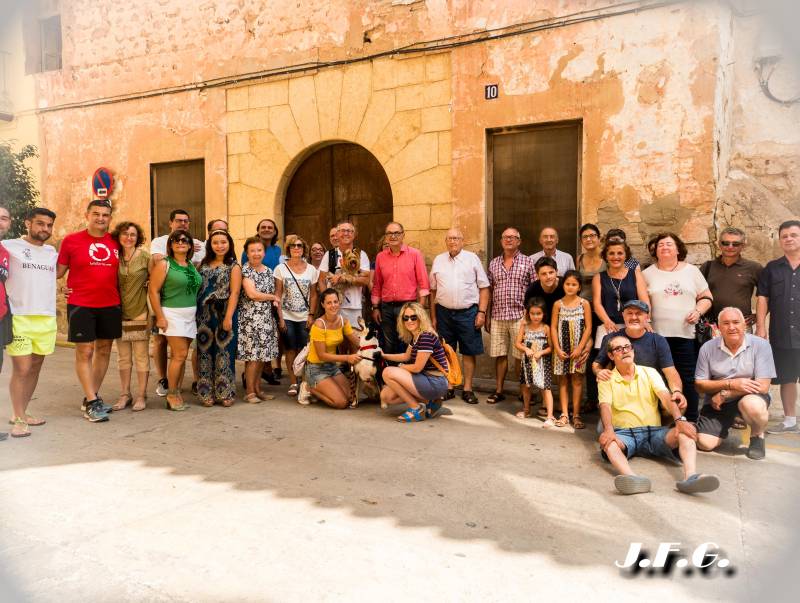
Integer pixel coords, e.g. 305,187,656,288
307,317,353,364
598,365,667,429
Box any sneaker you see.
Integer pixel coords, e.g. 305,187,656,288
747,436,766,460
297,381,312,405
155,378,169,397
614,474,651,495
83,400,110,423
676,473,719,494
766,422,799,434
81,396,112,413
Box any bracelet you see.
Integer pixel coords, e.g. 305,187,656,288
477,310,486,314
671,389,681,394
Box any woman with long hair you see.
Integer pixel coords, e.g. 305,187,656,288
196,229,241,407
148,229,202,411
111,221,151,412
379,302,449,423
274,235,318,397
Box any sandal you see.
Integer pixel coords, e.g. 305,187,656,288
113,393,132,411
257,391,275,401
10,418,31,438
426,400,443,418
555,414,569,427
287,383,299,396
573,415,586,430
542,417,556,428
8,415,46,426
221,399,235,407
165,390,187,412
515,410,530,419
244,393,262,404
461,390,479,405
397,405,427,422
132,397,147,412
486,392,506,405
201,398,215,407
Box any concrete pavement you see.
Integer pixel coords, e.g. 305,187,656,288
0,347,798,602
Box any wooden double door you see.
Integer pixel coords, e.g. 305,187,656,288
284,143,393,254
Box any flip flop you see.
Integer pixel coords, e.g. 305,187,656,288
10,418,30,438
8,415,46,427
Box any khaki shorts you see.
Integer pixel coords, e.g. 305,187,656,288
489,317,522,359
7,315,57,357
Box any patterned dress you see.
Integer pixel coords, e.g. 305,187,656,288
554,302,587,375
196,262,238,403
520,327,552,390
237,263,279,362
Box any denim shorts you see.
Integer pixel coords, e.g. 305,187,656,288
305,362,342,388
435,304,484,356
412,372,449,401
282,319,309,351
601,426,680,461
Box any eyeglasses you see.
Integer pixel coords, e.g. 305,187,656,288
288,243,304,248
172,218,189,224
173,237,191,244
501,235,520,241
385,231,404,237
402,315,419,322
720,241,743,247
610,344,632,354
446,236,463,241
581,233,598,240
338,228,355,234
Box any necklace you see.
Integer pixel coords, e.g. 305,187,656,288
608,273,623,312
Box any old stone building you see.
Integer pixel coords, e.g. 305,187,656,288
2,0,798,265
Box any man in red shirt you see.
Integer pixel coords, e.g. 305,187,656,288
57,200,121,422
371,222,430,353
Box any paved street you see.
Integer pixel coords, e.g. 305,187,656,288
1,347,798,602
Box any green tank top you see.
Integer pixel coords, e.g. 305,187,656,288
161,257,202,308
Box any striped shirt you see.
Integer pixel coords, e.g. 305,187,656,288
488,251,534,321
410,331,448,373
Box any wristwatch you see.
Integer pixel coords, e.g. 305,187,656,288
676,416,687,422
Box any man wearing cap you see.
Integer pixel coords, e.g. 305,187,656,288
529,227,575,277
598,334,720,495
593,299,687,410
695,307,775,460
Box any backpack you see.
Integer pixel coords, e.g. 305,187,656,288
430,337,463,387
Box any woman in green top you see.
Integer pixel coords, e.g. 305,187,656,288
148,230,202,411
111,222,151,412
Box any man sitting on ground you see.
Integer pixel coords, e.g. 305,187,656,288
598,335,720,495
695,307,775,460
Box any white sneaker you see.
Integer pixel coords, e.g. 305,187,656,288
155,378,168,397
766,422,799,434
297,381,311,405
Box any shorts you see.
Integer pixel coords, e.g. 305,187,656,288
282,319,309,351
435,305,484,356
67,305,122,343
489,317,522,359
305,362,343,388
158,306,197,339
696,393,770,440
771,347,800,384
412,372,449,401
600,426,680,462
7,315,57,357
339,308,363,331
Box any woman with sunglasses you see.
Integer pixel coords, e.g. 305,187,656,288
148,230,202,411
304,288,361,408
380,302,449,422
274,235,318,397
196,230,241,407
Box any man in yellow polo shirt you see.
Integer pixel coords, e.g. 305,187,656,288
598,335,720,495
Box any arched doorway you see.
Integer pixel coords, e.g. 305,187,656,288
284,143,393,255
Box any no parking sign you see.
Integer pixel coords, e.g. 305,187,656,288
92,167,114,199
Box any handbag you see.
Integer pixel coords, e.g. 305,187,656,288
293,315,342,378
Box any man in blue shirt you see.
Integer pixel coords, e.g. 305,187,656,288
593,299,687,411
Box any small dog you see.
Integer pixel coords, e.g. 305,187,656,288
350,317,384,408
333,248,363,304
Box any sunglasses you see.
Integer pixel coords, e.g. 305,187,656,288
288,243,304,248
173,237,191,244
402,314,419,322
720,241,743,247
611,344,632,354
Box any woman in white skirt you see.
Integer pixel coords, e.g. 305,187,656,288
148,230,202,411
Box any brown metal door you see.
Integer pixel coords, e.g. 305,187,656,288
489,123,581,260
285,143,392,255
151,159,206,241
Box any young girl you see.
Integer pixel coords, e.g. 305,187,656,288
551,270,593,429
514,297,554,425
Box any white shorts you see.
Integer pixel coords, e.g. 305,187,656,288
159,306,197,339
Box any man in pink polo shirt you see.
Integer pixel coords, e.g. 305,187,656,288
371,221,430,353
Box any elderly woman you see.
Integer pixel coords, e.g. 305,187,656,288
275,235,318,397
148,229,202,411
111,221,151,412
304,288,361,408
643,232,712,421
309,241,326,271
380,302,450,423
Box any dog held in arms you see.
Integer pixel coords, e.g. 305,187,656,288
350,317,385,408
333,248,363,304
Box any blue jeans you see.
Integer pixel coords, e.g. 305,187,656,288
602,426,680,461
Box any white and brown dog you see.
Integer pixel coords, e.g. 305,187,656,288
350,317,384,408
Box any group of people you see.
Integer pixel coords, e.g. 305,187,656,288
1,200,798,497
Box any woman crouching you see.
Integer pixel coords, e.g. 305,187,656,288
380,302,449,422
